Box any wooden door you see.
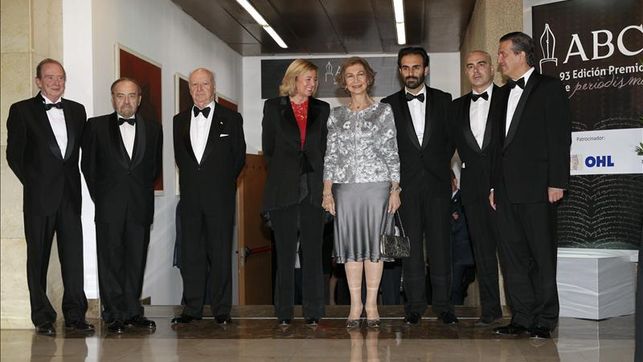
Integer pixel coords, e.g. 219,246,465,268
236,154,273,304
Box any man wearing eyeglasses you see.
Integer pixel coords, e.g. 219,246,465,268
6,58,93,336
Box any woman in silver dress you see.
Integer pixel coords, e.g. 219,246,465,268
322,57,401,328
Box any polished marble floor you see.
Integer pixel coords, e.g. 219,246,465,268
1,306,635,361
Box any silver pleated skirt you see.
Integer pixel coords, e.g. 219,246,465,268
333,182,393,263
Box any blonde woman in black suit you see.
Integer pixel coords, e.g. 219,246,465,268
262,59,330,326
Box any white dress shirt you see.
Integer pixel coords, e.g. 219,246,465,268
43,95,67,157
118,114,136,158
190,101,215,164
505,67,535,135
405,85,427,144
469,83,494,149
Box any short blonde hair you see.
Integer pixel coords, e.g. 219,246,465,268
279,59,318,97
335,57,376,94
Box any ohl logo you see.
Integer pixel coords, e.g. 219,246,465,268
585,155,615,168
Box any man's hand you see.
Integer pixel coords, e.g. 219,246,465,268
489,190,496,210
548,187,564,203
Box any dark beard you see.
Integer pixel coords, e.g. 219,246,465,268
404,74,425,89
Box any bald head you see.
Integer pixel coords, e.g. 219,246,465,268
189,68,216,109
464,50,494,93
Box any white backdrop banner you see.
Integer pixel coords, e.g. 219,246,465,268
570,129,643,175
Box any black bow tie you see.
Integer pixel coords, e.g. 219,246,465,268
471,92,489,102
508,77,525,89
44,102,63,111
405,92,425,102
118,117,136,126
193,106,211,118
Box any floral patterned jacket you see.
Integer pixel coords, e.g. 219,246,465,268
323,102,400,184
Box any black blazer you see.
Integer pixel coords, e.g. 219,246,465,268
173,102,246,219
382,87,454,198
81,113,162,226
492,72,571,203
451,85,501,205
261,96,330,211
6,93,86,216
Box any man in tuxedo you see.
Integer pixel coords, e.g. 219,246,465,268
451,51,503,326
81,78,162,333
382,47,457,325
172,68,246,325
6,58,92,335
490,32,571,339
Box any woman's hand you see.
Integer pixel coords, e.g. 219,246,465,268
387,191,401,213
322,193,336,216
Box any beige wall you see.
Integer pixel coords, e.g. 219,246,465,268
459,0,523,95
1,0,65,329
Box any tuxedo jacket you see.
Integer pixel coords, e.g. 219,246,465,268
81,113,162,226
6,93,86,216
382,87,454,198
492,72,571,203
173,102,246,219
451,85,501,205
261,96,330,211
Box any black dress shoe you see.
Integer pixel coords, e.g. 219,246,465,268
171,315,201,325
215,315,232,325
65,320,95,332
108,320,125,334
404,313,421,325
126,316,156,329
304,318,319,326
530,326,552,339
278,319,292,326
438,311,458,325
474,316,503,327
493,323,529,336
36,322,56,336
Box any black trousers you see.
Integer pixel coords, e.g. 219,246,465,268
23,194,87,326
270,202,325,320
95,218,150,322
399,189,453,316
179,211,233,318
380,261,402,305
463,199,502,319
495,186,559,329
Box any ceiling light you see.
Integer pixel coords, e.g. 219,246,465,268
264,26,288,49
236,0,288,48
392,0,406,45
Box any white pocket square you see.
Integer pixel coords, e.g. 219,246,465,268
220,134,229,137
